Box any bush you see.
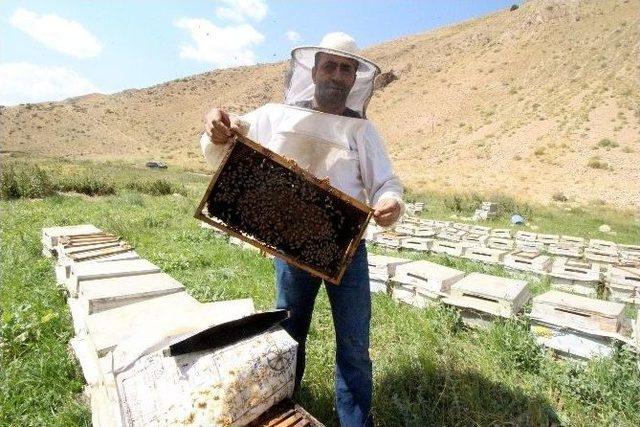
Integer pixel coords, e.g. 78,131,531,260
0,164,55,199
552,192,568,202
54,176,116,196
125,179,185,196
587,156,609,169
510,4,519,11
491,193,533,218
486,319,542,373
597,138,618,148
443,192,483,214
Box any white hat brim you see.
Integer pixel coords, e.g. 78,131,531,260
291,46,380,77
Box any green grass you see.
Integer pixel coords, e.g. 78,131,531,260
1,160,639,426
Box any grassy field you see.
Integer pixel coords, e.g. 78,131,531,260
1,160,639,426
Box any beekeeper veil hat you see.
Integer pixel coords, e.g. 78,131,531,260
285,32,381,118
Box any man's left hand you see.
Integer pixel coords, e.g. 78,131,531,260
373,199,401,227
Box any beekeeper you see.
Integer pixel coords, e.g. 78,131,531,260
200,32,404,427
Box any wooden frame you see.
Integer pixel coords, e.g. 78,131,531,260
195,133,372,284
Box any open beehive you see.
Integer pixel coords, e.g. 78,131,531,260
195,134,372,284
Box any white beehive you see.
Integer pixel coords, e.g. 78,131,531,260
373,232,402,249
431,240,469,257
547,242,583,258
537,233,560,245
530,290,625,334
66,259,161,297
77,272,185,315
436,228,467,242
515,231,537,242
584,247,619,264
486,237,515,251
367,255,411,294
391,260,464,308
606,266,640,305
490,228,513,239
549,258,601,297
399,236,432,252
503,250,552,274
560,235,585,245
463,246,508,265
443,273,530,327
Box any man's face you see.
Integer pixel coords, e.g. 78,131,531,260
312,52,358,110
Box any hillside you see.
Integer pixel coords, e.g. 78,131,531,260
1,0,638,208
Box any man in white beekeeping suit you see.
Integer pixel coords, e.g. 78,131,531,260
201,32,404,426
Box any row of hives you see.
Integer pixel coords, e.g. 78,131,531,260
216,222,639,362
41,224,323,427
366,255,639,361
367,214,640,307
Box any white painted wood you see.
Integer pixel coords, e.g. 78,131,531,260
530,290,625,334
66,259,161,296
443,273,529,318
463,246,508,264
42,224,102,249
392,260,464,295
78,272,185,314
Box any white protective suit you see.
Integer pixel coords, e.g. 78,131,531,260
201,35,404,218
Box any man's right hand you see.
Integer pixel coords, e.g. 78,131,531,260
203,107,241,145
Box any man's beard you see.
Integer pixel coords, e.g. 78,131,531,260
314,81,350,110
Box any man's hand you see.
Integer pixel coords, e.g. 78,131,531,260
203,107,242,145
373,198,401,227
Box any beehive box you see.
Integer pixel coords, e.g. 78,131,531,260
490,228,513,239
463,246,508,265
392,261,464,295
588,239,617,252
414,226,437,237
585,246,619,264
77,272,185,314
549,258,601,297
515,231,537,242
560,235,585,245
515,239,545,252
41,224,102,257
606,266,640,304
530,320,618,360
529,290,625,334
367,255,410,294
394,223,419,236
399,236,432,252
503,250,552,274
56,249,140,286
486,237,515,251
462,233,489,246
443,273,530,327
66,259,161,297
195,134,372,285
248,399,324,427
547,242,583,258
431,240,469,257
436,228,467,242
372,232,402,249
536,233,560,245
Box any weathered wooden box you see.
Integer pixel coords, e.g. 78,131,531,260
490,228,513,239
530,320,618,360
503,250,552,274
372,232,402,249
529,290,625,334
436,228,467,242
41,224,102,257
66,259,161,297
367,255,410,294
606,266,640,304
547,242,583,258
486,237,515,251
463,246,508,265
585,247,619,265
77,272,185,315
392,260,464,295
195,134,372,285
399,236,432,252
443,273,530,326
431,240,469,257
549,258,601,297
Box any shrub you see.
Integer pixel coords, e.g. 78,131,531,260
125,178,185,196
54,176,116,196
552,192,568,202
487,319,542,373
534,147,545,156
443,192,483,214
0,164,55,199
597,138,618,148
510,4,519,11
587,156,609,169
491,193,533,218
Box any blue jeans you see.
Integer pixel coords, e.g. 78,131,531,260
275,242,373,427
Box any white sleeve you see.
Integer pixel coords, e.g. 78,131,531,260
200,105,271,169
357,122,405,217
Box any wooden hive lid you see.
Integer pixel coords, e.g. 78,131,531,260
451,273,528,301
396,260,464,281
532,290,625,318
367,254,410,268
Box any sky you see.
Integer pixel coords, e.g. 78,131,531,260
0,0,518,106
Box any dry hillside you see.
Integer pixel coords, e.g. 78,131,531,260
1,0,638,208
